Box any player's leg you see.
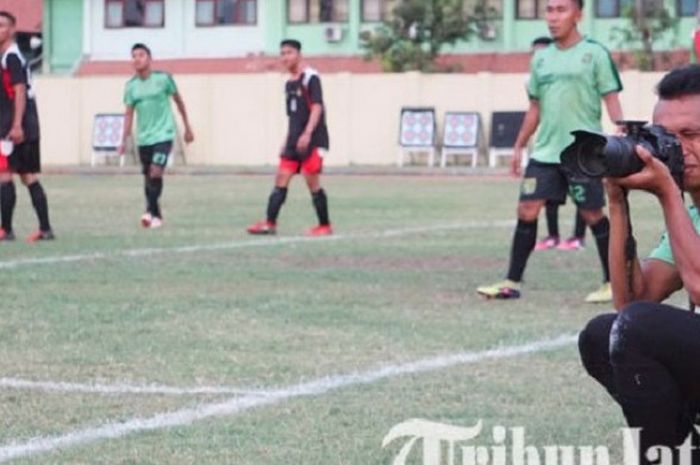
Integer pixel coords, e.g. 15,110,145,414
536,200,560,250
569,176,611,303
138,145,154,227
247,162,296,235
143,142,171,229
16,142,53,242
0,170,15,241
302,149,331,236
478,161,565,299
558,207,588,251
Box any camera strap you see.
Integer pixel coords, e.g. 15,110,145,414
622,190,638,297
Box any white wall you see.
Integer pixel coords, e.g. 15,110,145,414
34,71,664,167
85,0,267,61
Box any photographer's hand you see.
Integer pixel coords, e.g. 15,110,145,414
615,145,679,198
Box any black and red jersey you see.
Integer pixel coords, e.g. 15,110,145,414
0,43,39,142
283,67,329,160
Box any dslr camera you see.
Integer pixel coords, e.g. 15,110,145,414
561,121,684,188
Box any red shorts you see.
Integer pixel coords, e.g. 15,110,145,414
0,155,8,173
279,148,324,175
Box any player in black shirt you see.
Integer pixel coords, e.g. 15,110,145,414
0,11,53,242
247,39,332,236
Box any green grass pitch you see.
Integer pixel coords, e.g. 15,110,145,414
0,172,685,464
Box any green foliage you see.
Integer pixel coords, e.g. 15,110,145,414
610,0,679,71
362,0,500,72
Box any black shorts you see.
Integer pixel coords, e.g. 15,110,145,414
8,140,41,174
138,141,172,175
519,159,605,210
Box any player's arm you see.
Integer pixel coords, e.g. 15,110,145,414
511,99,539,177
603,92,624,131
606,180,682,310
296,76,324,153
118,105,134,156
172,92,194,144
6,55,26,144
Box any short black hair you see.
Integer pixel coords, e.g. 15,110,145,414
575,0,584,9
532,36,553,47
131,43,152,56
657,65,700,99
280,39,302,51
0,11,16,26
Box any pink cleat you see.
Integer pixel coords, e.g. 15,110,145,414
557,237,585,251
534,236,559,251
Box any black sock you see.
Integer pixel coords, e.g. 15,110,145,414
147,177,163,218
545,203,559,238
143,176,150,211
266,187,287,223
574,209,587,240
312,189,330,226
0,181,16,232
28,181,51,232
506,219,538,282
591,216,611,282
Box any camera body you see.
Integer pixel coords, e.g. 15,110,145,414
560,121,684,187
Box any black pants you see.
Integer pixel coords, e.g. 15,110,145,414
579,302,700,465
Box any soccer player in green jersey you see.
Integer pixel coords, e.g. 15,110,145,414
118,43,194,229
477,0,624,303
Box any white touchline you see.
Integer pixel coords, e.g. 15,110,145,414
0,333,576,464
0,220,514,270
0,378,269,397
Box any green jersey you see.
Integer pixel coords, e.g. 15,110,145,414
124,71,178,146
648,206,700,265
527,38,623,164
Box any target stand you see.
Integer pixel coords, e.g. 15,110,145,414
440,112,483,168
397,107,437,167
91,113,128,167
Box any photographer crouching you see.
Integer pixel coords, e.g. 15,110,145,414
577,65,700,465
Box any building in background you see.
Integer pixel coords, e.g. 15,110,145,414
39,0,700,74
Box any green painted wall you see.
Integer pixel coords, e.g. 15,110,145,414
44,0,83,73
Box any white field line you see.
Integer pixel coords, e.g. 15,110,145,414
0,333,576,464
0,220,514,270
0,378,266,397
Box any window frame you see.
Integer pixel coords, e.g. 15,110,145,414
676,0,698,16
195,0,258,27
287,0,350,24
360,0,391,22
515,0,545,19
104,0,166,29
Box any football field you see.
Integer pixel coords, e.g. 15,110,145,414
0,171,683,464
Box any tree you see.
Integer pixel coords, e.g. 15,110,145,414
610,0,679,70
362,0,499,72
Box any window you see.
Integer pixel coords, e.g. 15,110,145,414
288,0,350,23
105,0,164,28
595,0,633,17
196,0,257,25
361,0,396,22
516,0,546,18
678,0,697,16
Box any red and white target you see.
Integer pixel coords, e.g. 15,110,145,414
92,114,126,150
443,112,480,148
400,109,435,147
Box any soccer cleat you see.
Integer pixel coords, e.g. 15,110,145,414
140,212,152,228
477,280,521,300
247,220,276,235
149,217,163,229
0,229,15,241
535,236,559,251
585,282,612,304
306,224,333,237
26,230,55,243
557,237,585,251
